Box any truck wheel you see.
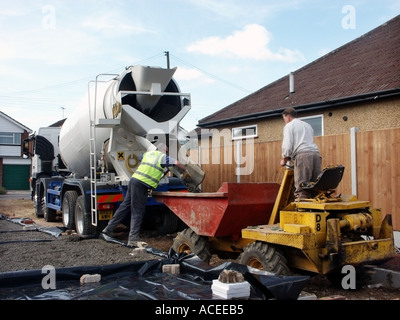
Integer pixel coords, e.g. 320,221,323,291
172,228,211,263
34,179,45,218
42,182,57,222
74,195,95,237
44,207,57,222
62,191,78,230
34,191,44,218
35,183,48,218
239,241,291,276
154,208,179,235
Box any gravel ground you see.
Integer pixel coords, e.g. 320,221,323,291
0,217,172,272
1,196,400,301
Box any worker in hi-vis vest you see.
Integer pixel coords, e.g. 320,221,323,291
102,142,189,247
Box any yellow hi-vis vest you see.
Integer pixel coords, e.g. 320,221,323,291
132,151,165,188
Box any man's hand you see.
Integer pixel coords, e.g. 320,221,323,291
280,157,290,166
175,161,187,173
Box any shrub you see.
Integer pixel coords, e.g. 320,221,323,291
0,185,7,195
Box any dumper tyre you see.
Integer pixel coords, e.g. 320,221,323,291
62,190,78,230
74,195,95,237
239,241,291,276
172,228,211,263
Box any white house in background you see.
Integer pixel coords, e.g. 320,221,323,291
0,111,32,190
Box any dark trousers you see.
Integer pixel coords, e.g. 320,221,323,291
105,178,149,241
294,152,322,199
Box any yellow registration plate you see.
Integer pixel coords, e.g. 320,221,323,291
99,210,113,220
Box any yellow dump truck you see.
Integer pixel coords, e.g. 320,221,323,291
153,165,396,285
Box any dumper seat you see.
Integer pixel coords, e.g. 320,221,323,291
301,165,345,201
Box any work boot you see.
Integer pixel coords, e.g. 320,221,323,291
102,227,118,238
295,192,310,201
127,239,148,248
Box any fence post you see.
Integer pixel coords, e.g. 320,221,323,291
235,140,242,183
350,127,358,196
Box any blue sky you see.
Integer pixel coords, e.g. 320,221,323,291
1,0,399,133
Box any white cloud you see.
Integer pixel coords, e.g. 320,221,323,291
174,67,215,87
0,62,33,80
186,0,244,19
175,67,203,81
186,24,304,62
0,8,26,16
0,27,101,65
82,14,154,35
187,0,304,20
0,6,153,67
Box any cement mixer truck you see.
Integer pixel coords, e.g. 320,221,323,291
23,65,205,237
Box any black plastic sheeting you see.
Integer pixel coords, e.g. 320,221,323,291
0,250,309,300
0,214,65,237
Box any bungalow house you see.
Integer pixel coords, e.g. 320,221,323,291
195,14,400,143
0,111,32,190
188,15,400,230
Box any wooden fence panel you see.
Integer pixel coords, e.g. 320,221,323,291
316,133,352,195
186,127,400,229
356,129,400,229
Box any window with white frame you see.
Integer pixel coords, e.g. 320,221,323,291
300,115,323,136
232,125,258,140
0,132,21,145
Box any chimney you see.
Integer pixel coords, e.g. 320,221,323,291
289,72,295,94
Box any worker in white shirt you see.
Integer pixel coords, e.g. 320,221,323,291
280,107,322,200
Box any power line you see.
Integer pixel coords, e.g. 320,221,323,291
0,51,252,118
0,52,251,99
0,53,167,98
169,53,252,94
0,77,90,97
